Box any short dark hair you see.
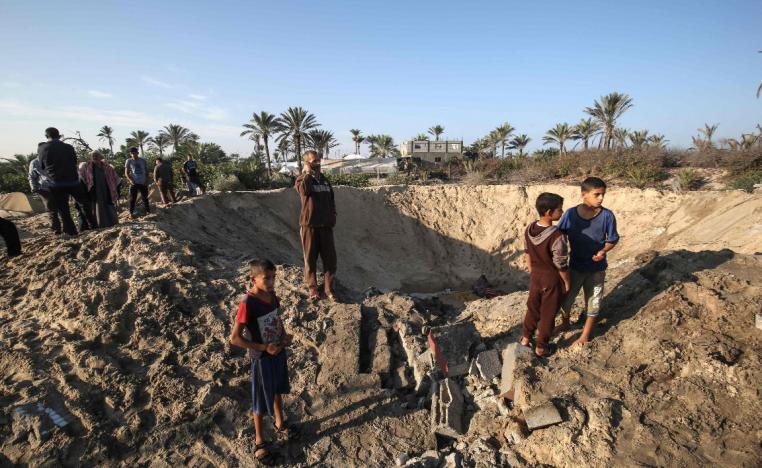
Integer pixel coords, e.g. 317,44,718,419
303,150,319,160
155,157,163,163
45,127,60,139
581,177,606,192
130,147,139,154
248,259,276,277
535,192,564,216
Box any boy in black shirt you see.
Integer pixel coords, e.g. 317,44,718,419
230,260,297,464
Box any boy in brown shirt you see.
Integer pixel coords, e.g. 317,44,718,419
521,193,570,357
295,150,338,301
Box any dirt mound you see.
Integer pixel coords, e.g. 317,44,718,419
1,184,761,466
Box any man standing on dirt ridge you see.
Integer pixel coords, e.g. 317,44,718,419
295,150,338,302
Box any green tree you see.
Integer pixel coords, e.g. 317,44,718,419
628,130,649,149
308,129,338,157
0,154,36,193
584,92,633,150
543,123,574,155
612,128,630,148
493,123,515,158
149,133,171,158
427,125,445,141
97,125,115,158
697,123,719,149
647,134,668,149
278,107,319,171
350,129,364,155
128,130,151,156
162,124,194,156
508,134,531,158
365,134,400,158
241,111,281,178
414,133,429,141
572,118,602,150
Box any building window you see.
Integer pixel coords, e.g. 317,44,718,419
435,157,442,162
450,143,460,151
414,144,422,149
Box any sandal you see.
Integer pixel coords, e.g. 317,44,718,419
326,293,338,303
254,442,280,466
308,289,320,301
273,421,301,441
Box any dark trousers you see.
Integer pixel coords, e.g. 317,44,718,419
300,226,337,291
37,189,61,234
129,184,150,214
523,278,565,349
0,217,22,257
157,180,177,204
51,183,96,236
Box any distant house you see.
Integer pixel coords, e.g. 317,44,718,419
400,140,463,164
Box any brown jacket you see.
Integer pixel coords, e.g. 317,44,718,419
525,222,568,287
295,172,336,227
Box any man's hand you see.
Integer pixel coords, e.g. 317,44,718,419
562,280,571,293
592,250,606,262
265,343,282,355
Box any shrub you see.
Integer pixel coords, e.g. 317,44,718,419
324,173,370,188
214,174,245,191
385,173,413,185
727,169,762,193
674,168,702,191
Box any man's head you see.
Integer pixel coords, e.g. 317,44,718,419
45,127,60,141
130,147,139,159
248,259,276,292
91,151,104,162
581,177,607,208
535,192,564,220
155,157,163,165
186,154,193,161
303,150,321,174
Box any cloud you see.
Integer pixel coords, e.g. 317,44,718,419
0,99,164,128
140,75,174,89
165,99,227,121
87,90,113,98
188,94,207,101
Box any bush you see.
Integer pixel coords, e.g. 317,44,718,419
324,173,370,188
727,169,762,193
214,174,245,191
674,168,702,191
385,173,413,185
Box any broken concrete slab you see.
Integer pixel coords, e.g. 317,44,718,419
431,378,465,438
317,304,361,387
499,343,533,398
428,322,479,377
523,401,562,430
393,366,413,390
475,349,501,381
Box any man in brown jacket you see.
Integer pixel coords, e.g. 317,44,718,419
295,150,337,301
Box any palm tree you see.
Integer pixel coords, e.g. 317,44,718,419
427,125,445,141
128,130,150,156
508,134,531,158
275,137,291,162
162,124,193,156
308,129,338,157
543,123,574,155
628,130,649,149
648,134,668,149
349,129,364,155
492,123,515,158
0,154,36,179
698,123,719,149
365,134,400,158
612,128,630,148
97,125,115,158
740,133,759,150
584,92,634,150
241,111,281,178
278,107,319,171
572,118,602,150
414,133,429,141
150,133,171,158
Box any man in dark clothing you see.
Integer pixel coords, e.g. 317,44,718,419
182,154,206,195
154,158,178,206
295,150,337,301
125,147,150,217
0,216,22,257
28,150,61,234
37,127,96,236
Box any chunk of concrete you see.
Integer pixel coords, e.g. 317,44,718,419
499,343,533,398
372,328,392,375
413,350,434,393
442,452,462,468
523,401,562,430
756,312,762,331
317,304,361,387
393,366,413,389
475,349,501,381
428,322,479,377
431,378,465,438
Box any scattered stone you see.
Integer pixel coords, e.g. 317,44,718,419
475,349,501,381
405,450,441,468
396,452,410,466
503,420,525,444
500,448,522,467
428,322,479,377
499,343,533,398
496,397,510,416
523,401,562,430
413,350,434,393
394,366,413,389
442,451,462,468
756,312,762,331
431,378,465,438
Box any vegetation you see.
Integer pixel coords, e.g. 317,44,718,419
427,125,445,141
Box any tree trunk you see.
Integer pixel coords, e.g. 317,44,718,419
501,142,505,158
295,136,302,171
584,138,589,150
109,142,114,159
264,137,272,180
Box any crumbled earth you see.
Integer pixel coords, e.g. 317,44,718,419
1,184,761,467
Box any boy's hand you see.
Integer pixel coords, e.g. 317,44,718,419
265,343,282,355
592,250,605,262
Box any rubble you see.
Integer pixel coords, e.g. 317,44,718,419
431,378,465,438
523,401,563,431
499,343,533,399
756,312,762,330
474,349,501,381
428,322,479,377
394,366,413,389
371,328,392,375
317,303,361,386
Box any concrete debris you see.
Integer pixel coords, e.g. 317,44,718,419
395,452,410,466
474,349,501,381
496,397,511,416
503,420,525,444
405,450,441,468
499,343,533,399
393,366,413,390
428,322,479,377
756,312,762,331
523,401,563,431
442,451,463,468
431,378,465,438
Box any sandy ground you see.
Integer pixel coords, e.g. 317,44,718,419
1,184,761,467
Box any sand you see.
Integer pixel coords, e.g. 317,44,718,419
0,184,761,466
